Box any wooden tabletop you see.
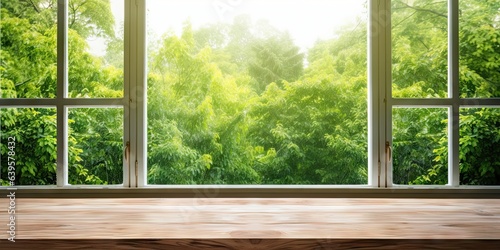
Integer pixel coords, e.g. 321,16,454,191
1,198,499,240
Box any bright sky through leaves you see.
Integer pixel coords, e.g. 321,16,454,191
147,0,366,51
88,0,365,55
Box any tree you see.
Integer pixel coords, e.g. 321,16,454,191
392,0,448,98
0,9,57,98
414,108,500,185
191,15,305,94
148,23,259,184
247,20,368,184
248,33,304,93
459,0,500,97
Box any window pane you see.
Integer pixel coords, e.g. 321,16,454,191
68,108,123,185
459,108,500,185
1,108,57,185
459,0,500,98
146,0,368,184
0,2,57,98
392,0,448,98
392,108,448,185
68,0,124,98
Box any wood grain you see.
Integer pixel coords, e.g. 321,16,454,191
2,239,500,250
1,198,499,249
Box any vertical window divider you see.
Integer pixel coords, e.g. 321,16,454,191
448,0,460,187
383,0,393,188
369,0,391,188
125,0,147,188
124,0,132,188
125,0,136,187
56,0,69,187
135,0,147,188
368,0,378,187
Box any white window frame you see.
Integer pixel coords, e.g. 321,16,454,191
386,0,500,188
1,0,500,197
0,0,131,188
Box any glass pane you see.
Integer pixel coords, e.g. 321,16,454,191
68,108,123,185
392,0,448,98
68,0,124,98
392,108,448,185
459,0,500,98
147,0,368,184
459,108,500,185
0,2,57,98
1,108,57,185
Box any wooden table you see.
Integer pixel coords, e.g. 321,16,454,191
1,198,499,249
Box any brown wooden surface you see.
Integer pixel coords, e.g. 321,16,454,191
2,239,500,250
1,198,499,249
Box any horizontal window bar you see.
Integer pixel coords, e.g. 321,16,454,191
391,98,500,107
1,186,499,198
391,98,454,107
0,98,126,107
459,98,500,107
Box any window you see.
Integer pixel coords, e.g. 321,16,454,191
1,0,126,186
387,0,500,186
1,0,499,192
145,0,368,185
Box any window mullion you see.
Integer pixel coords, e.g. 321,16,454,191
448,0,460,187
368,0,377,187
369,0,391,187
135,0,147,187
125,0,147,188
383,0,393,188
124,0,136,187
56,0,69,187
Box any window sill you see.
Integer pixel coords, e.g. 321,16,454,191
1,185,500,198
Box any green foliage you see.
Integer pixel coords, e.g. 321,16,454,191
248,34,304,93
459,0,500,97
392,0,448,98
146,16,368,185
68,0,115,38
68,108,123,184
248,78,367,184
392,108,447,184
0,0,57,29
0,10,57,98
1,108,57,185
148,24,259,184
459,109,500,185
67,28,123,98
415,109,500,185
